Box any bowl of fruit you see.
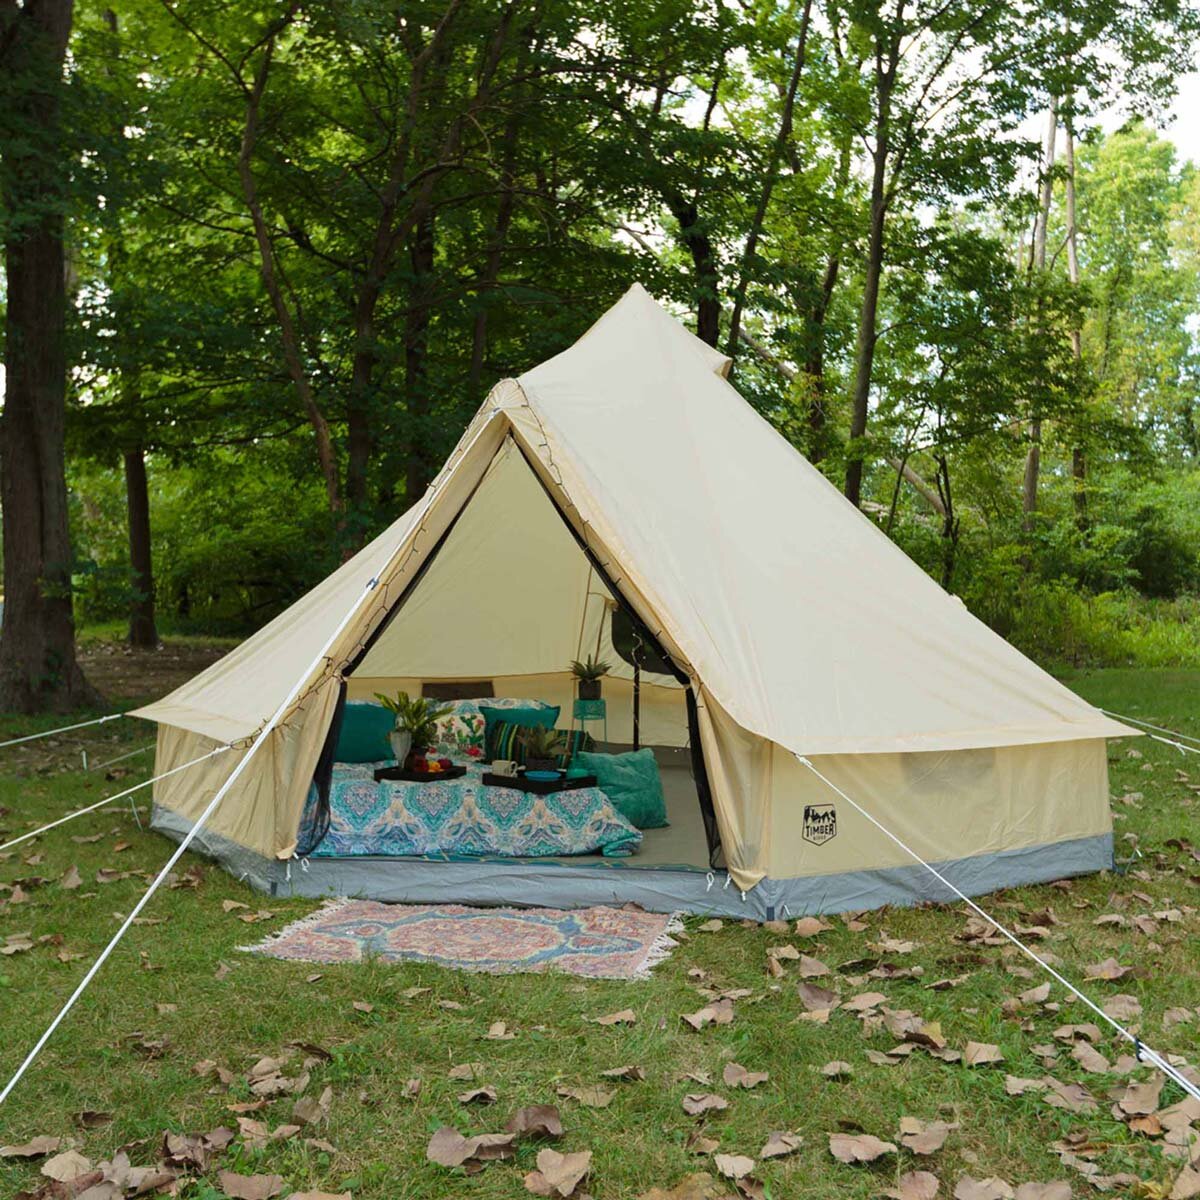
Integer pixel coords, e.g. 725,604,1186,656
408,752,455,775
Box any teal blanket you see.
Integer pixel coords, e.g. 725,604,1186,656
309,762,642,859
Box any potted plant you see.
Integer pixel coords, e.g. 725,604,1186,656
520,725,565,773
570,654,611,701
374,692,452,768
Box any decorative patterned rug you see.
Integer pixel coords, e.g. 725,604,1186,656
243,899,682,980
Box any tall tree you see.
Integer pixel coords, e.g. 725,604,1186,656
0,0,99,711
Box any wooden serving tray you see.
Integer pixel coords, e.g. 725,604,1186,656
481,772,598,795
373,764,468,783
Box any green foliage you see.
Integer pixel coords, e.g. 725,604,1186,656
518,724,566,760
372,692,452,747
569,655,612,682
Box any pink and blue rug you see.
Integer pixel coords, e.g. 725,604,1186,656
243,899,681,980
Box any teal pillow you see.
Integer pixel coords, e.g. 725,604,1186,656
334,700,394,763
573,748,668,830
480,704,558,757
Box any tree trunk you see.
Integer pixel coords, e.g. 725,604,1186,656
237,40,342,513
844,146,889,507
405,211,437,501
724,0,813,372
0,0,100,713
844,40,899,508
1022,102,1058,531
1064,110,1086,529
124,445,158,648
666,197,721,347
468,93,524,404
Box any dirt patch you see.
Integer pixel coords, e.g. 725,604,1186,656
79,639,232,707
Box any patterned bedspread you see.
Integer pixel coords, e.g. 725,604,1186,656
308,762,642,859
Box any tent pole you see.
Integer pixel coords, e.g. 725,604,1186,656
633,660,641,750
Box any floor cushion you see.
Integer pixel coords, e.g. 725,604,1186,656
573,748,669,830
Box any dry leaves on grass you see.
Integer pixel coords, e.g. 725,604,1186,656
592,1009,636,1026
963,1042,1005,1067
524,1148,592,1197
556,1085,616,1108
714,1154,756,1181
682,1093,729,1116
899,1117,956,1155
681,999,734,1031
821,1061,853,1079
883,1171,940,1200
506,1105,563,1139
600,1064,645,1081
459,1086,498,1105
828,1133,897,1164
217,1170,285,1199
292,1086,333,1125
1085,957,1133,981
722,1063,768,1089
426,1127,516,1170
954,1178,1015,1200
760,1131,802,1159
0,1136,63,1159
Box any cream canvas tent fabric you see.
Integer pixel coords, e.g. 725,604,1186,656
133,284,1133,917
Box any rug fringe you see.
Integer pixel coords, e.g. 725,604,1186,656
632,912,685,979
236,896,352,954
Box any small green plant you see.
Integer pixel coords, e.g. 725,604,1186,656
519,725,565,761
569,654,611,681
373,692,452,749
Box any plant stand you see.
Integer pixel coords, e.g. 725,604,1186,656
570,697,608,751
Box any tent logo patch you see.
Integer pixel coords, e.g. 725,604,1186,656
803,803,837,846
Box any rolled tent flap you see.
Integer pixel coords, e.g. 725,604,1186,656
132,285,1135,903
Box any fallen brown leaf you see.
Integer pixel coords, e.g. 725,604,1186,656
506,1105,563,1139
953,1178,1015,1200
714,1153,755,1180
0,1136,63,1159
682,1093,728,1116
593,1009,636,1026
217,1170,285,1199
828,1132,896,1164
899,1116,956,1154
963,1042,1004,1067
556,1084,615,1108
884,1171,940,1200
524,1148,591,1197
722,1062,768,1089
760,1131,802,1159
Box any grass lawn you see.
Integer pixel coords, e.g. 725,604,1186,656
1,648,1198,1198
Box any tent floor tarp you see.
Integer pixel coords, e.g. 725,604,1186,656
150,797,1111,921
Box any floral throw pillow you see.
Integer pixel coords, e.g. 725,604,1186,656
430,700,487,761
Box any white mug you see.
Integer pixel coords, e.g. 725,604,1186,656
492,759,520,777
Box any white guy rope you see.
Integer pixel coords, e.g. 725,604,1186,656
89,742,155,772
0,745,231,855
0,409,503,1108
794,753,1200,1104
1101,708,1200,754
0,711,128,749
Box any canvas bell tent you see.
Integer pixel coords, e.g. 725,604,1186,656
132,284,1133,919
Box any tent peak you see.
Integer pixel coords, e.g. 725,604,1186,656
524,283,732,383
